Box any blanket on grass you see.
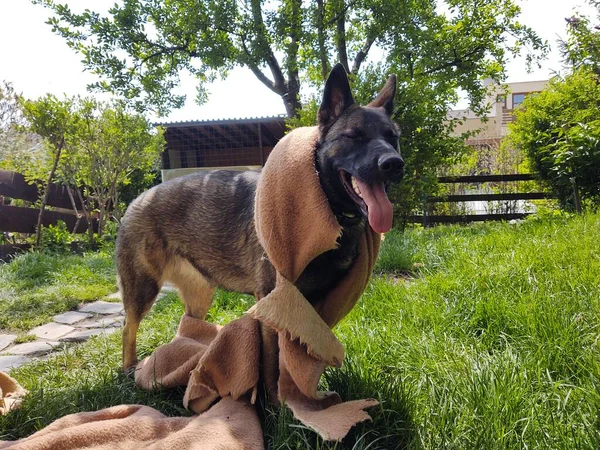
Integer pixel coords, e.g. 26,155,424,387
0,126,381,449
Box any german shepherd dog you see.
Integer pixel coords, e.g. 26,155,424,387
117,64,404,369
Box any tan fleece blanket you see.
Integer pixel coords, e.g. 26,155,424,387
249,126,381,365
0,397,263,450
0,125,382,448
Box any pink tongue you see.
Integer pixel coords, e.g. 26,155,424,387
354,179,393,233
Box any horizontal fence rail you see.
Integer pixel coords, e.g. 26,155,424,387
437,174,536,183
427,192,552,203
0,170,83,210
409,173,553,226
0,170,98,261
407,213,531,225
0,205,96,234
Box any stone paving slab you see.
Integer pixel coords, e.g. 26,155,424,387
0,334,17,352
2,341,61,357
77,317,124,329
79,301,124,315
53,311,93,325
30,322,75,340
60,327,119,343
0,355,31,372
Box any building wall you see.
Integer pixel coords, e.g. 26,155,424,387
449,80,548,142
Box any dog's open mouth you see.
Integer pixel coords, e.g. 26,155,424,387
339,170,393,233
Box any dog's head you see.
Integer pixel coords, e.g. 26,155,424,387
316,63,404,234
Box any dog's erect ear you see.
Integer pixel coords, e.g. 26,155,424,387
318,63,355,131
368,74,396,116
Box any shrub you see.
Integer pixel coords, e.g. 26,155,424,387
508,70,600,210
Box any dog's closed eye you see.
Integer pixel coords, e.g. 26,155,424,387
342,129,363,139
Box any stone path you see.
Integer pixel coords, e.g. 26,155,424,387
0,286,176,373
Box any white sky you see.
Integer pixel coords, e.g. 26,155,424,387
0,0,595,122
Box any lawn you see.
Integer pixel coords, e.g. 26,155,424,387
1,212,599,449
0,249,117,332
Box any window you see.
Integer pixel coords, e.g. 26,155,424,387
512,93,526,108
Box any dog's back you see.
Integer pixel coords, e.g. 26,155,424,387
117,170,270,293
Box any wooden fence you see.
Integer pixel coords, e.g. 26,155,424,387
1,169,554,258
407,174,554,226
0,170,97,260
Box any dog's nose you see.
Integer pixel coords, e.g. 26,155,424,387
378,154,404,180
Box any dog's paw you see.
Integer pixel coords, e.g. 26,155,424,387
123,364,138,378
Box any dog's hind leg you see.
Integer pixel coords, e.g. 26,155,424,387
121,269,161,371
164,257,214,319
180,276,214,319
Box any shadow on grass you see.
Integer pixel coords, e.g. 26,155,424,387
0,290,412,449
1,349,413,450
259,358,415,450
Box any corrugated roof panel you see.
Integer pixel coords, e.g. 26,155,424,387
154,114,288,128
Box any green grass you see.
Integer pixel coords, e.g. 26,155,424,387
0,250,117,332
12,335,37,345
1,213,599,449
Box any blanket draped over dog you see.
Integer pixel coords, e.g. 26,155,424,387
0,126,381,449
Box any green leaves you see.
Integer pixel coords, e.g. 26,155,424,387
30,0,551,220
561,2,600,74
509,70,600,210
33,0,547,119
15,93,164,237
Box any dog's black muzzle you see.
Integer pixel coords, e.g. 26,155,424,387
378,153,405,182
365,139,404,183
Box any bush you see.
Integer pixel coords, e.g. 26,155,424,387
508,70,600,210
38,221,73,253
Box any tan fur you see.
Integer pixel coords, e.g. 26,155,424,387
161,258,215,318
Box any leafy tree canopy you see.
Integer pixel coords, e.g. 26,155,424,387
33,0,548,224
561,0,600,74
0,82,40,169
34,0,547,118
13,95,165,241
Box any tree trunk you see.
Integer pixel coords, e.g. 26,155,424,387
316,0,329,81
66,185,82,234
35,138,64,248
283,93,302,118
75,187,95,247
335,1,349,73
97,192,108,238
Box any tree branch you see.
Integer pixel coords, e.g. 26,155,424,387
249,0,286,92
351,34,376,75
240,38,278,94
326,0,360,27
316,0,329,80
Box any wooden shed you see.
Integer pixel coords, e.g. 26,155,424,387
156,115,288,181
